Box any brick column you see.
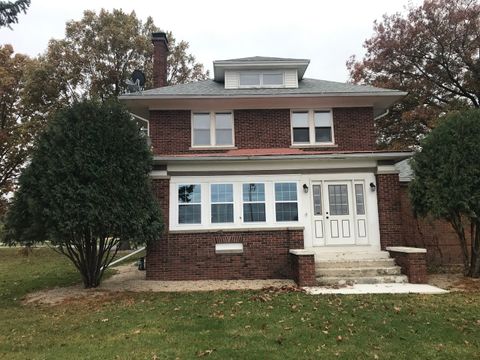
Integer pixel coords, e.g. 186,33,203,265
376,167,403,249
290,250,316,286
387,247,428,284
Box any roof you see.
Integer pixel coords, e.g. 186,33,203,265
215,56,310,63
395,158,414,182
153,148,413,163
120,78,404,98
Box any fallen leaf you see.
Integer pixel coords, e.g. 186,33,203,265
196,349,214,357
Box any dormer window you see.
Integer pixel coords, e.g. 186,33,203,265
239,71,284,88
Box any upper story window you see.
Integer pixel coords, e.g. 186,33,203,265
291,110,334,146
239,72,284,88
192,112,234,147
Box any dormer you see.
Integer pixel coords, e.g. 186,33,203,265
213,56,310,89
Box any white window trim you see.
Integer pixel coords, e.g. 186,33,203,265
238,71,285,88
191,111,235,149
290,109,335,146
170,176,302,231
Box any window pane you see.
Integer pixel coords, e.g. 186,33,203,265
275,183,297,201
355,184,365,215
313,184,322,215
215,113,233,129
263,73,283,85
314,111,331,127
211,204,234,223
315,127,332,143
215,129,233,145
179,204,201,224
178,185,201,203
292,112,309,127
328,184,349,215
193,113,210,129
242,183,265,202
211,184,233,203
275,203,298,221
243,203,266,222
293,128,310,143
193,129,211,145
240,73,260,86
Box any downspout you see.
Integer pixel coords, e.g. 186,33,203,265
130,112,150,137
374,108,389,120
101,246,146,270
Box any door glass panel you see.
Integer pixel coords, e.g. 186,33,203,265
312,184,322,215
328,184,349,215
355,184,365,215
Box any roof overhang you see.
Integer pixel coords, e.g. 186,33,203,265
213,59,310,81
153,151,413,165
120,92,407,119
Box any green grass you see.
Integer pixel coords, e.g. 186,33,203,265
1,248,480,359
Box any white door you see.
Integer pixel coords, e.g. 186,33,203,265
324,181,355,245
311,183,325,246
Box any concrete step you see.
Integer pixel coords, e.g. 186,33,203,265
316,266,402,277
314,250,391,261
317,275,408,285
315,258,396,269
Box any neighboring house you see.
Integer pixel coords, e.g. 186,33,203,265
120,32,429,285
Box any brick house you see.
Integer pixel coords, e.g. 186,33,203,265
120,32,429,285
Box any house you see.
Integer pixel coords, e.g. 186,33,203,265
120,32,429,286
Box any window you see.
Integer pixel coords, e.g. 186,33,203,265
312,184,322,215
243,183,266,222
354,184,365,215
178,185,201,224
328,184,349,216
192,112,234,147
292,112,310,143
211,184,234,223
291,110,334,145
239,72,284,87
275,183,298,222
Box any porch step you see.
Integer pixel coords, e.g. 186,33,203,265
314,250,391,261
317,275,408,285
315,258,396,269
316,266,402,277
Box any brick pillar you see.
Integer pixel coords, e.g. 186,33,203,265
151,32,169,88
146,177,170,280
376,170,403,249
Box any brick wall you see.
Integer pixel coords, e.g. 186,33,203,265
290,253,316,286
399,184,468,266
376,173,403,249
147,178,305,281
149,107,376,155
387,250,428,284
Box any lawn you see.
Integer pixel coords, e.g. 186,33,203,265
0,248,479,359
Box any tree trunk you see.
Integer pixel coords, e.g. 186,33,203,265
469,221,480,277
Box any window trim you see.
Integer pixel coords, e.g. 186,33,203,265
290,109,335,146
238,71,285,88
191,111,235,149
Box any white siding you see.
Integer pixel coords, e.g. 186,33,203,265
284,69,298,88
224,71,239,89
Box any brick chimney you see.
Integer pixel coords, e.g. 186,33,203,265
151,32,169,88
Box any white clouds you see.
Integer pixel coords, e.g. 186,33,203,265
0,0,421,81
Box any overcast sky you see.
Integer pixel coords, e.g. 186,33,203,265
0,0,422,82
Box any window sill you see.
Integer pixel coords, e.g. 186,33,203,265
189,146,237,151
169,226,305,234
290,144,338,148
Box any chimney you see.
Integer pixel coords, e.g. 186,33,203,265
151,32,169,88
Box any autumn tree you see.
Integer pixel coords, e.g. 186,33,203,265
0,0,30,28
347,0,480,149
40,9,209,101
410,109,480,277
3,100,163,287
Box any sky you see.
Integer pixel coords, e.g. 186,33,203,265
0,0,422,82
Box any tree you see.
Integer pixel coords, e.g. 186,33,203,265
347,0,480,150
0,0,30,28
3,100,163,288
409,109,480,277
41,9,209,101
